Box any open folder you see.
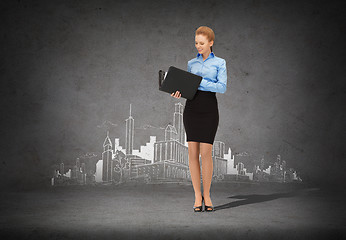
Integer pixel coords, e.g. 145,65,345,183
158,66,202,100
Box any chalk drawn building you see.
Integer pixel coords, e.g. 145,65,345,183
135,103,190,181
51,102,302,186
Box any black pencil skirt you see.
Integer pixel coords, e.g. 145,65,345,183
183,90,219,145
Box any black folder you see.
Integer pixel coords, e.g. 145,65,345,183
158,66,202,100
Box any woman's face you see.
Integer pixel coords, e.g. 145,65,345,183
195,34,213,56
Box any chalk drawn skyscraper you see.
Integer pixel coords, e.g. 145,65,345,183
173,102,185,145
102,131,113,182
126,104,134,155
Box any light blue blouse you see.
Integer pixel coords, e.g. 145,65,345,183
187,52,227,94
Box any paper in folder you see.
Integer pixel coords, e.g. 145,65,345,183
158,66,202,100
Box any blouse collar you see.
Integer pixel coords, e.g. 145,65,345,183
197,51,215,60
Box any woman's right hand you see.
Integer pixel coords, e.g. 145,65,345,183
171,91,181,99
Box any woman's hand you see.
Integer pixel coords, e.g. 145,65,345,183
171,91,181,99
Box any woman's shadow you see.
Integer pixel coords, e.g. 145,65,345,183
215,188,320,211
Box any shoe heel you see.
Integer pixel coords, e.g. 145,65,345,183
202,196,204,211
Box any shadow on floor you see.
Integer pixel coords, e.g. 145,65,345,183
215,187,320,211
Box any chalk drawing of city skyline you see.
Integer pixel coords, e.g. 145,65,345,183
51,103,302,186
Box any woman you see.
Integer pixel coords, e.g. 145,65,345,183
171,26,227,212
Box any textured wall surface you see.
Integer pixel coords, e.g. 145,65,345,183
1,0,345,190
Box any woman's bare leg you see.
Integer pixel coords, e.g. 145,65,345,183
200,142,214,208
188,141,202,207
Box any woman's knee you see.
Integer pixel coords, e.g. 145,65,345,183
188,141,200,157
200,143,213,159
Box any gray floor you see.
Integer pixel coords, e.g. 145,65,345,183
1,181,345,240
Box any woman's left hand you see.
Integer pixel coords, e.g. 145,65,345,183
171,91,181,99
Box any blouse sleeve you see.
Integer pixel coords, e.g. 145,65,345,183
199,59,227,94
187,61,191,73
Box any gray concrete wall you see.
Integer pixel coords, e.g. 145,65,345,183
1,0,345,190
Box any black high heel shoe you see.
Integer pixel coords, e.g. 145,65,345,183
204,205,215,212
204,197,215,212
193,195,204,212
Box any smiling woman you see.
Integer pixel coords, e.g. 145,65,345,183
195,26,215,53
171,26,228,213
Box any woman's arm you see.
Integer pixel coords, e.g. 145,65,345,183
199,59,227,94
